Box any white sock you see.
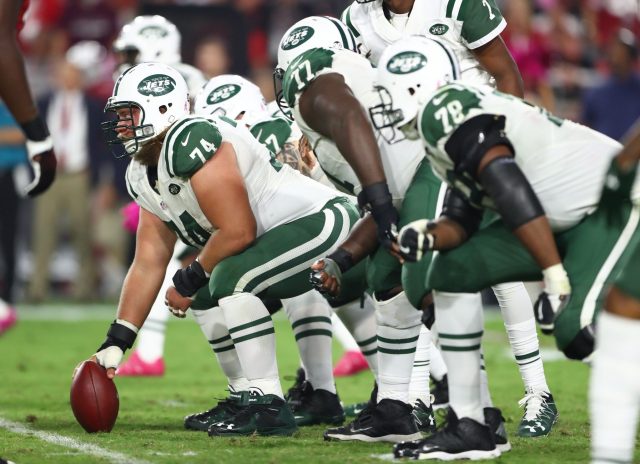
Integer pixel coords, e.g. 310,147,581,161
220,293,283,398
434,291,485,424
191,307,250,392
429,341,448,382
375,291,422,404
493,282,549,392
409,325,431,406
590,311,640,464
136,257,180,362
283,291,335,393
331,313,359,351
334,295,379,379
480,352,493,408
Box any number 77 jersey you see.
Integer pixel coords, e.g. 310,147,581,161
418,82,634,232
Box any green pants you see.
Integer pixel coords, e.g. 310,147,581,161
427,204,640,357
191,197,359,309
613,227,640,300
366,161,444,307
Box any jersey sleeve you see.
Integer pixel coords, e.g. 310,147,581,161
282,48,336,109
164,118,223,178
250,118,293,154
457,0,506,49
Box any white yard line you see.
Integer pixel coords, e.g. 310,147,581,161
0,417,153,464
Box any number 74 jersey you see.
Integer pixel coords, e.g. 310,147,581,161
419,82,638,231
126,115,340,248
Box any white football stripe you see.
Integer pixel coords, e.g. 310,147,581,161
0,417,152,464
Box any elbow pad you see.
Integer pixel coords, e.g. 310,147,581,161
440,188,483,238
479,157,545,230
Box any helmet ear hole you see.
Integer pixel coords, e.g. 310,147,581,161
159,105,168,114
408,87,416,96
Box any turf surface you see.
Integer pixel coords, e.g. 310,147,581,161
0,305,637,463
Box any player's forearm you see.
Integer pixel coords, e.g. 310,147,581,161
493,68,524,98
616,120,640,171
0,30,39,123
116,262,167,328
197,228,255,275
513,216,562,270
428,218,468,250
338,214,379,263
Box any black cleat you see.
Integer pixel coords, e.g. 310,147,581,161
184,390,250,431
484,407,511,453
393,408,500,460
284,367,306,409
207,393,298,437
430,374,449,410
324,398,421,443
290,381,345,426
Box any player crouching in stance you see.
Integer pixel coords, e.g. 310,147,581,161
370,36,640,460
82,62,360,437
590,123,640,464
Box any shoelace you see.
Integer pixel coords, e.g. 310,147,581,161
518,391,552,422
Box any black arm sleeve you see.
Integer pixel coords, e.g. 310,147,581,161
478,157,545,230
440,187,484,238
444,114,514,176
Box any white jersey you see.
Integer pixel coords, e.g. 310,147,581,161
342,0,506,86
126,115,341,248
282,47,423,204
418,82,640,231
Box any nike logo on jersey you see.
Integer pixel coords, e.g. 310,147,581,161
181,132,191,146
432,93,448,106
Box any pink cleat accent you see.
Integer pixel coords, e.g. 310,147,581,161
333,350,369,377
0,306,17,335
116,351,165,377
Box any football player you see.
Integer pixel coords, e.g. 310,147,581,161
0,0,56,196
275,16,459,444
370,36,639,459
113,15,207,377
190,73,377,428
344,0,555,442
90,62,362,437
590,122,640,464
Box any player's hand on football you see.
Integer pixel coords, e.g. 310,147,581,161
310,258,343,297
534,264,571,335
397,219,435,262
93,348,122,379
165,286,192,318
24,137,57,197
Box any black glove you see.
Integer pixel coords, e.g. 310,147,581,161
533,292,570,335
357,182,399,249
96,320,138,353
172,259,209,298
24,138,57,197
397,220,435,262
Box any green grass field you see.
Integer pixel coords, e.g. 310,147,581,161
0,305,637,464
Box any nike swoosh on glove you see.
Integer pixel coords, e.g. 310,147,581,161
24,137,57,197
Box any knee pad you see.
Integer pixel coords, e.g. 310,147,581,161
374,291,422,329
561,324,595,361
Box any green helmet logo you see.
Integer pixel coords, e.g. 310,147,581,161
137,74,176,96
139,25,168,38
429,24,449,36
281,26,315,51
206,84,241,105
387,51,428,75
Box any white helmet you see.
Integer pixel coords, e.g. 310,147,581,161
102,62,190,157
113,15,181,66
194,74,268,126
274,16,358,117
370,36,460,141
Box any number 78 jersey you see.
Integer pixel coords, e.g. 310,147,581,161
419,83,634,231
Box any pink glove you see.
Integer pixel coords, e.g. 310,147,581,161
121,201,140,234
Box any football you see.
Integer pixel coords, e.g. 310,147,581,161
70,361,119,433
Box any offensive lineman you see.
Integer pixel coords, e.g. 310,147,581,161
369,36,640,459
87,62,361,437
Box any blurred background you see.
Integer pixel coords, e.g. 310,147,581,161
1,0,639,306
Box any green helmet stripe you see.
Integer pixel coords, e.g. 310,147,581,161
325,16,350,51
432,39,460,79
113,65,136,96
344,7,360,38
